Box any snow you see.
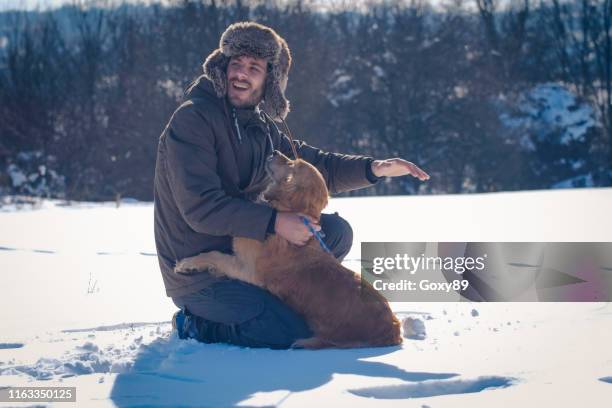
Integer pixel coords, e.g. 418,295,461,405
401,317,427,340
1,188,612,406
499,83,598,150
6,164,27,188
552,173,595,189
157,78,183,102
373,65,385,77
328,70,363,107
5,151,66,197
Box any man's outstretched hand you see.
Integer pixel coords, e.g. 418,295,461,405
273,160,427,246
371,158,430,181
275,211,321,246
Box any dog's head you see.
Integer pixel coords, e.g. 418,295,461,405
263,150,329,220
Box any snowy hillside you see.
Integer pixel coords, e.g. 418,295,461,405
497,83,604,188
1,188,612,407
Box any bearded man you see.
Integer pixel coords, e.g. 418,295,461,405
153,21,429,349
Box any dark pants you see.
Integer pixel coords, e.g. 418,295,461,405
172,211,353,349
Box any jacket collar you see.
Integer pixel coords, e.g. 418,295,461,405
231,103,267,131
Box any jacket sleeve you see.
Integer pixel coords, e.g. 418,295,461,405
164,104,275,241
278,131,381,195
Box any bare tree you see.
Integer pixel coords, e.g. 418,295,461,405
543,0,612,180
475,0,531,87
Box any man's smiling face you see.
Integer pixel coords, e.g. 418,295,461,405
226,54,268,109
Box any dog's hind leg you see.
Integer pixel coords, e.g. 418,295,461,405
174,251,259,286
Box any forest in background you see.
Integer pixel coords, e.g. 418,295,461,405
1,0,611,200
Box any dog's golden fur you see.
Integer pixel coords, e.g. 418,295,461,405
174,152,402,349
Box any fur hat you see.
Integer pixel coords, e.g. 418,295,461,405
203,21,292,121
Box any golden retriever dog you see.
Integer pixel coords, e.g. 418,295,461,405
174,151,402,349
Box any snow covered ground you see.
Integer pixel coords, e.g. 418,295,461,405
1,188,612,407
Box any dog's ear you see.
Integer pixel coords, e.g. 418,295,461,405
287,163,329,218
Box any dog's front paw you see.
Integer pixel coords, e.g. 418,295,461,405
174,257,204,274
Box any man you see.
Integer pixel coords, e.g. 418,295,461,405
154,22,429,349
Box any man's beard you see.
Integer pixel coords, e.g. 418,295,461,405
227,83,264,109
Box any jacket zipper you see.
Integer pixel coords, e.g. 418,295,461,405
231,108,243,144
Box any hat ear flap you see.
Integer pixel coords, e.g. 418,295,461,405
277,37,291,92
263,72,290,122
202,49,229,98
263,36,291,121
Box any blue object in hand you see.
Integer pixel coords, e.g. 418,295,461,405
300,216,332,254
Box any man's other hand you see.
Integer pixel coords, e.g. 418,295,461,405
275,212,321,246
371,158,430,181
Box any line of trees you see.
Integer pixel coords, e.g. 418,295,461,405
0,0,610,200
